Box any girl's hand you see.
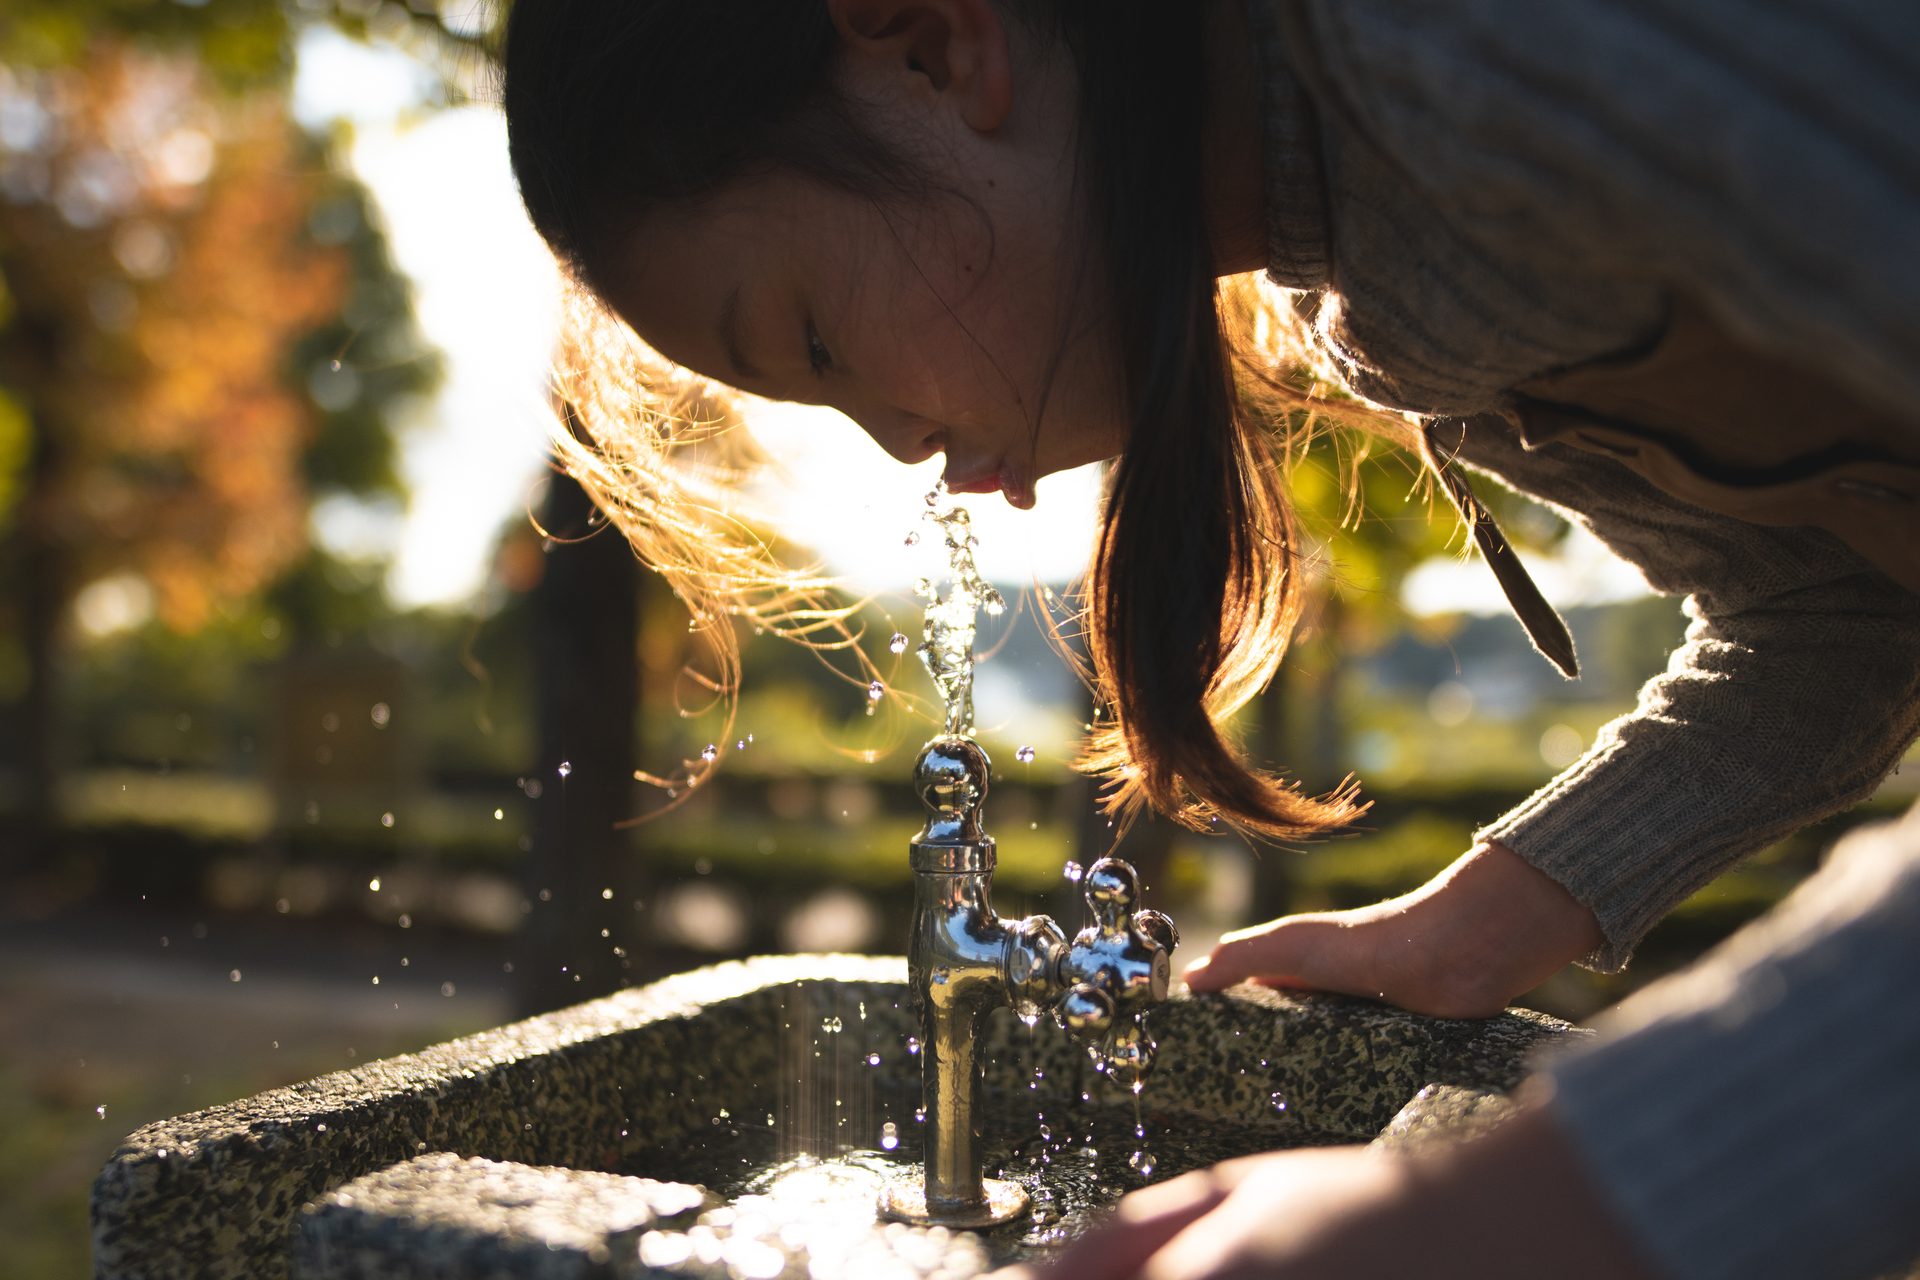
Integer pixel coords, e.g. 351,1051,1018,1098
1181,841,1604,1019
997,1100,1659,1280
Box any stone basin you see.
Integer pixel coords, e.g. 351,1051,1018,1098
93,954,1578,1279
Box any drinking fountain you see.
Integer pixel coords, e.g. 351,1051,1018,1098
881,734,1178,1228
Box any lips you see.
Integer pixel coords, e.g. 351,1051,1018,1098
941,459,1004,496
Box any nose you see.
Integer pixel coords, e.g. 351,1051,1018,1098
848,408,944,467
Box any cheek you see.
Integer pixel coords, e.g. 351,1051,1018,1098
843,273,1019,427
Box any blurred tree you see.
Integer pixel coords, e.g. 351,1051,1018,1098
518,465,644,1013
1237,425,1572,913
0,30,439,863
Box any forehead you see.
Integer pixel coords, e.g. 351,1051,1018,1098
601,176,846,382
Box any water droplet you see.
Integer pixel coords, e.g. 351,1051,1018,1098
1015,745,1036,764
368,877,381,892
379,812,394,829
1038,1123,1052,1141
888,632,909,654
865,1052,881,1067
700,743,717,763
440,982,456,997
736,739,746,750
905,1037,921,1055
1270,1093,1287,1112
879,1122,900,1151
556,761,572,778
492,807,504,820
913,577,934,599
1062,861,1084,883
913,1107,927,1123
1129,1150,1156,1178
904,531,920,546
867,681,885,701
601,887,614,900
821,1016,843,1033
228,969,242,983
95,1105,106,1119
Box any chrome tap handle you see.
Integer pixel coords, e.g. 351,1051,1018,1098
1052,858,1178,1086
912,736,991,849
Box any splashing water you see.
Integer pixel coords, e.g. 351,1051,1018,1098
912,483,1005,736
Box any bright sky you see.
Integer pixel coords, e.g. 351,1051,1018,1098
290,29,1645,617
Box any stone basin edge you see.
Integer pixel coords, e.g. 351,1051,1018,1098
91,953,1582,1279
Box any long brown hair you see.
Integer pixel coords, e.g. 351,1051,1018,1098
503,1,1415,839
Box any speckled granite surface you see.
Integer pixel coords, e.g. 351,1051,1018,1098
94,955,1579,1279
1372,1083,1519,1152
294,1153,712,1279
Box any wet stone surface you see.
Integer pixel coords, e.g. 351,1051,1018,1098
612,1105,1350,1276
295,1153,713,1279
94,955,1580,1279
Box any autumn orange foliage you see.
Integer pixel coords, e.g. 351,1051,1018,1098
0,43,344,633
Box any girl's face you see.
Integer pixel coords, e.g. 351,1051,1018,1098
599,1,1123,510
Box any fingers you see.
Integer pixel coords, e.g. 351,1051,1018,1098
1182,915,1363,996
1023,1169,1232,1280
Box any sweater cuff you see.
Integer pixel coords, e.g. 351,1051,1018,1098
1475,735,1727,972
1539,806,1920,1280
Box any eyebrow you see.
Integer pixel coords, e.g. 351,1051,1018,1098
718,285,762,382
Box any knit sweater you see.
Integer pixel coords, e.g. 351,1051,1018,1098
1248,2,1920,1276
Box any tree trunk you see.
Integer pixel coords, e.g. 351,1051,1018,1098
1,306,67,878
517,469,646,1015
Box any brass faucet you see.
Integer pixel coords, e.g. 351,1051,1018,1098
880,736,1178,1228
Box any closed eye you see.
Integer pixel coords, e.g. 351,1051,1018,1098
805,319,833,379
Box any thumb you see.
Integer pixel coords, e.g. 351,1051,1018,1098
1182,915,1356,994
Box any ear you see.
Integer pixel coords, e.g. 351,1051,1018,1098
825,0,1013,132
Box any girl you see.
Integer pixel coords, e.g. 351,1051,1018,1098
501,2,1920,1276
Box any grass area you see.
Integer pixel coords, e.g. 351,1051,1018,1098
0,963,498,1280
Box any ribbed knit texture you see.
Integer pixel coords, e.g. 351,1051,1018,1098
1276,0,1920,422
1249,0,1920,969
1456,419,1920,971
1247,5,1920,1277
1543,806,1920,1280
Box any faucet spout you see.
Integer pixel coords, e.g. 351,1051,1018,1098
880,736,1176,1230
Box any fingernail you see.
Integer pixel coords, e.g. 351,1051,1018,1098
1181,955,1210,979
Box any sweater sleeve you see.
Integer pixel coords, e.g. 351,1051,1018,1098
1287,0,1920,427
1538,802,1920,1280
1457,425,1920,970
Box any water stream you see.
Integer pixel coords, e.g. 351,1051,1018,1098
608,491,1252,1274
912,482,1005,737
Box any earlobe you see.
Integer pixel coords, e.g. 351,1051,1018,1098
825,0,1013,132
